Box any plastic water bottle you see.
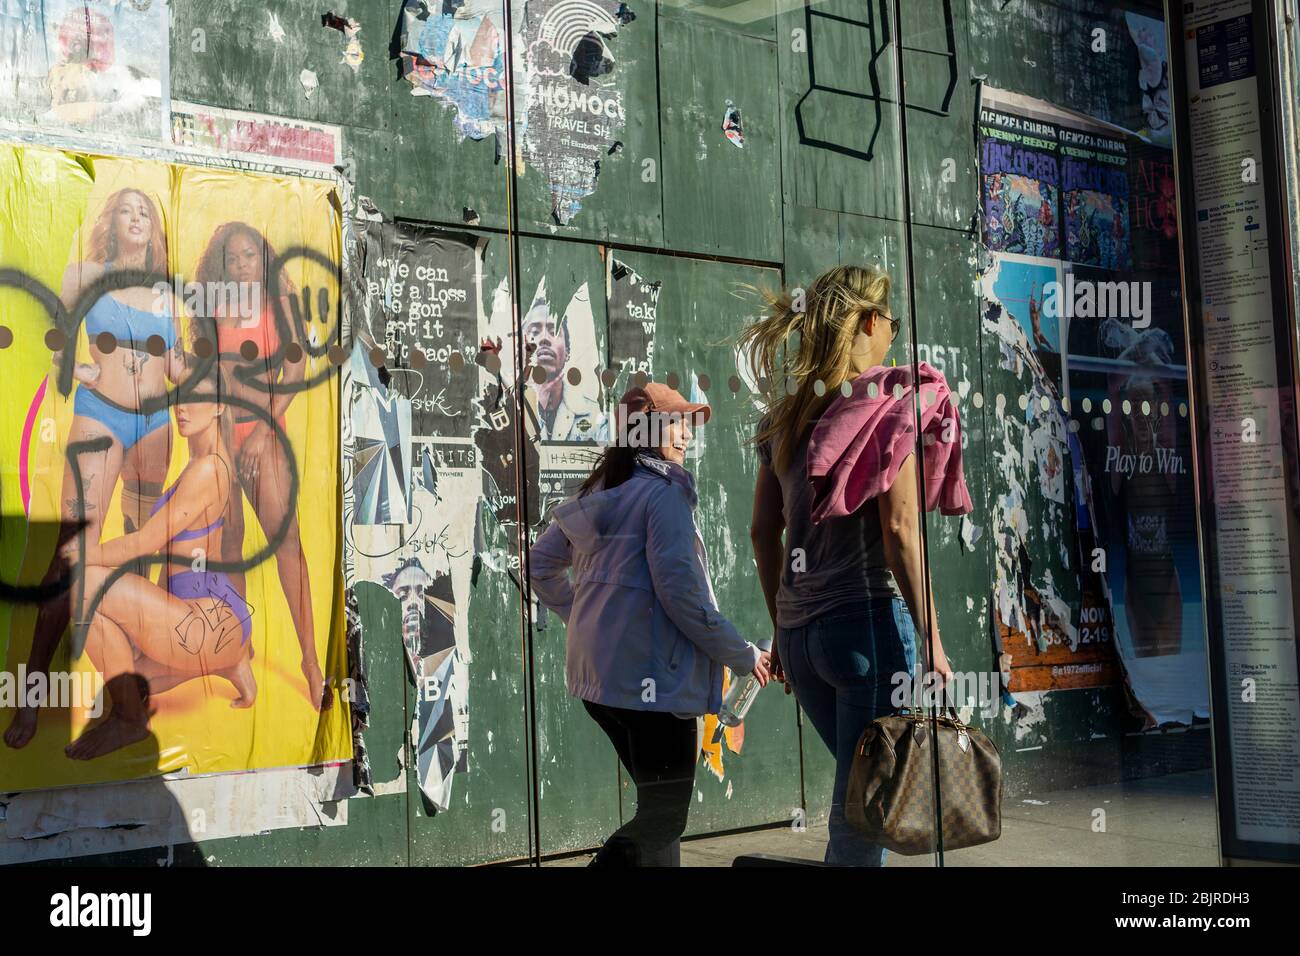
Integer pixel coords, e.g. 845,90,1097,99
714,639,772,739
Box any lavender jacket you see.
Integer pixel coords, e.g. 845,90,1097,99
528,454,761,715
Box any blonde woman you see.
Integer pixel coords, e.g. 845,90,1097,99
6,187,183,750
744,264,955,867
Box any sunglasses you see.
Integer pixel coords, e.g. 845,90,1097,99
878,310,901,342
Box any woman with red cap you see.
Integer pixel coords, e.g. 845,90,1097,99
529,382,771,866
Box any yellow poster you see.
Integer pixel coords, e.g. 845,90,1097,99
0,143,350,790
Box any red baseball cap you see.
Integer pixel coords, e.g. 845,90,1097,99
616,383,711,434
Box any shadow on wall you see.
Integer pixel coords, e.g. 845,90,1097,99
1,676,206,867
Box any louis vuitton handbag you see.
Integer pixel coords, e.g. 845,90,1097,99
845,707,1002,855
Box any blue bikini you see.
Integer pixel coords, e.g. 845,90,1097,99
73,293,177,451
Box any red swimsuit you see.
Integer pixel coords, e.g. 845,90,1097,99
217,305,286,450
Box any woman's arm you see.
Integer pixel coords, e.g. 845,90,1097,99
749,463,785,631
76,458,222,568
527,520,576,622
878,454,953,684
646,483,764,677
57,262,101,386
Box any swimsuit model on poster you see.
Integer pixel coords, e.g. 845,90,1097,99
60,381,257,759
194,222,332,711
5,187,185,750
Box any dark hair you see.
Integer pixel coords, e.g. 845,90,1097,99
382,556,430,591
523,309,570,352
578,446,664,497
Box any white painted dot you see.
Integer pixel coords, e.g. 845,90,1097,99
1141,400,1151,416
1017,394,1028,411
1160,401,1170,416
1179,402,1188,417
1040,396,1050,412
866,381,879,399
813,378,826,396
841,381,853,398
1102,398,1112,414
1061,396,1071,413
1068,419,1080,432
972,391,984,408
1122,399,1132,415
785,376,799,395
892,384,904,401
995,393,1006,412
1082,397,1092,413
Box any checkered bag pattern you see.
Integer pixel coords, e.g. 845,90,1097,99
845,711,1002,855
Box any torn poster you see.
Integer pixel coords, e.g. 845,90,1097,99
522,278,608,446
397,0,636,224
383,437,477,811
519,276,607,525
722,99,744,148
981,251,1092,688
607,254,660,389
355,219,486,437
322,12,364,73
1124,11,1172,147
1062,136,1131,271
467,272,537,532
351,350,415,526
979,86,1207,725
399,0,509,142
171,100,343,169
343,217,486,809
0,0,170,141
344,343,478,810
517,0,636,224
981,100,1059,260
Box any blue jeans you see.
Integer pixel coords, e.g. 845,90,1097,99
778,596,917,867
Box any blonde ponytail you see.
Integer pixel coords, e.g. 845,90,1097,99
739,264,892,472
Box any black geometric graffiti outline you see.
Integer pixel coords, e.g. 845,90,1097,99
794,0,957,162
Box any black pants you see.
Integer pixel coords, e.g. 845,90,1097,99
582,700,698,867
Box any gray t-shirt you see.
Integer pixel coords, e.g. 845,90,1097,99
757,420,899,629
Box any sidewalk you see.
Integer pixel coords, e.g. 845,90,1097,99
535,769,1219,867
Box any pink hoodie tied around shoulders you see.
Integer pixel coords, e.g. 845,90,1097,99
807,362,973,523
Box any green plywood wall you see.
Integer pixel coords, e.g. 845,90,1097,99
519,238,623,856
659,17,783,260
8,0,1202,868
